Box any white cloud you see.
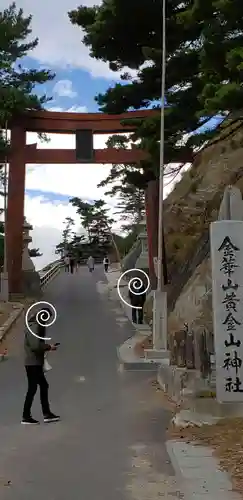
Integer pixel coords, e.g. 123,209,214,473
25,194,80,231
47,105,88,112
64,105,88,112
26,131,114,198
22,123,123,269
2,0,135,79
24,193,81,270
53,79,77,98
23,124,180,269
26,162,111,200
30,226,63,270
24,188,122,271
0,114,120,269
25,193,122,271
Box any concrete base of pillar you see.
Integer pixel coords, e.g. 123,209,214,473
21,270,42,298
0,272,9,302
144,349,170,360
152,290,167,350
133,324,151,333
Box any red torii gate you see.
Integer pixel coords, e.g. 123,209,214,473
5,109,159,294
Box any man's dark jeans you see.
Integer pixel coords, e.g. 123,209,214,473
23,366,51,418
131,304,144,324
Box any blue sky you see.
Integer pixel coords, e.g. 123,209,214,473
25,55,120,113
1,0,224,269
0,0,134,269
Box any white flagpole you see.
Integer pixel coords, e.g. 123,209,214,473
153,0,168,353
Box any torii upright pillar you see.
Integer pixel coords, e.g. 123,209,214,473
6,126,26,295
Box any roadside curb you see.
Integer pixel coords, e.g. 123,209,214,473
166,439,241,500
107,268,153,332
0,303,24,361
117,328,160,371
166,440,187,495
117,344,160,371
107,267,159,371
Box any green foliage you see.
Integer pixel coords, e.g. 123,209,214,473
69,0,243,179
55,217,76,256
62,217,75,244
28,248,42,257
121,225,141,255
97,134,145,231
68,0,201,175
0,2,55,152
56,199,133,261
0,237,42,262
70,198,113,251
181,0,243,116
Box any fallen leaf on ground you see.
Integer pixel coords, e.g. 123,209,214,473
134,334,153,357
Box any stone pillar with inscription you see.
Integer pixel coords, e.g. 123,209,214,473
210,220,243,403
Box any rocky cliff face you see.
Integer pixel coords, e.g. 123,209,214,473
155,117,243,338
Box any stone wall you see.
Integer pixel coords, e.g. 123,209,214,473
122,240,141,272
167,229,209,313
156,119,243,400
168,258,212,334
163,120,243,275
165,120,243,340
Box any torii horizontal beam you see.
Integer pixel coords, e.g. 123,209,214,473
12,109,158,134
11,143,146,164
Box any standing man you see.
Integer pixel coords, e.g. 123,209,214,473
22,308,60,425
128,279,147,324
87,255,94,272
64,255,70,272
103,255,109,272
75,258,79,272
69,256,75,274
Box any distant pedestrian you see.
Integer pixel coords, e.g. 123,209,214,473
87,255,94,272
128,279,147,324
70,257,75,274
64,255,70,272
103,256,109,272
75,259,79,272
22,308,60,425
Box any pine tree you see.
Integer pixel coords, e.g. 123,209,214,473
69,198,114,252
69,0,243,181
0,2,55,152
97,135,145,231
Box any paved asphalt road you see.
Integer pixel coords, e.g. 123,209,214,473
0,266,183,499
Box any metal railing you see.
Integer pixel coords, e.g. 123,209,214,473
39,260,64,289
